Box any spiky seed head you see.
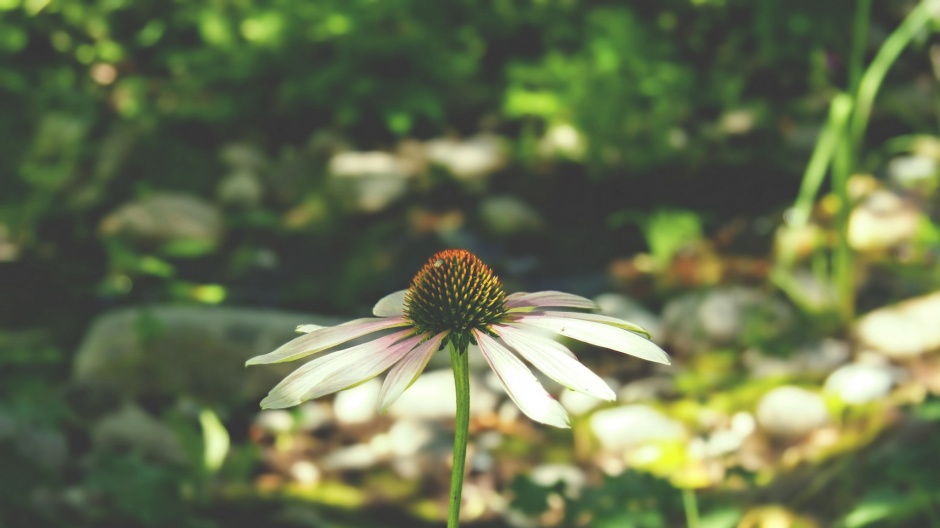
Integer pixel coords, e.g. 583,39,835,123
404,250,507,344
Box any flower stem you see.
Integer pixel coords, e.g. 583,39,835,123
448,342,471,528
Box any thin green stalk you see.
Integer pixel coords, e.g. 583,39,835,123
789,94,853,229
448,342,471,528
850,0,933,150
847,0,873,96
832,117,855,322
682,487,700,528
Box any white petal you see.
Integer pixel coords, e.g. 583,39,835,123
260,329,418,409
508,314,671,365
373,290,408,317
296,324,324,334
529,311,651,339
377,331,447,412
494,325,614,401
505,291,599,311
472,329,570,428
246,316,410,365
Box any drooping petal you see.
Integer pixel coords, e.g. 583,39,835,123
505,291,600,311
260,329,418,409
494,325,614,401
296,324,325,334
373,290,408,317
472,328,570,428
246,316,410,365
526,310,652,339
377,331,447,412
507,314,671,365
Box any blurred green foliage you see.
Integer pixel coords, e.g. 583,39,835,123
2,0,940,527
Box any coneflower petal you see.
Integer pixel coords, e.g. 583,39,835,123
494,325,615,401
473,329,570,428
373,290,408,317
260,329,417,409
507,315,671,365
378,331,447,412
523,310,652,339
246,316,410,366
505,291,599,311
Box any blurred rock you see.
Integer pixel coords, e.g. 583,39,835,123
756,386,829,439
425,133,506,181
662,286,795,354
595,293,662,340
73,305,340,406
848,189,922,252
334,379,381,426
321,443,378,470
254,410,295,434
91,404,186,464
220,142,269,170
888,155,937,189
99,192,223,248
538,123,586,160
589,405,685,451
478,195,543,236
560,389,604,416
530,464,587,497
618,376,674,402
217,168,263,208
0,416,68,471
744,338,850,378
855,292,940,359
824,363,894,404
388,369,498,420
328,150,412,212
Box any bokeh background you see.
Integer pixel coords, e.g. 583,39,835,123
3,0,940,526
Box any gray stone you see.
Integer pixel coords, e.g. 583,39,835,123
91,404,186,464
888,155,937,188
424,133,507,181
848,189,922,252
855,292,940,359
595,293,662,340
662,286,795,354
824,363,894,404
334,379,382,426
73,305,340,405
745,338,850,378
756,386,829,439
99,193,223,248
478,195,543,236
388,369,498,420
327,150,412,213
589,405,685,451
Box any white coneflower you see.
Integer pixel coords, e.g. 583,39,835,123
247,249,669,428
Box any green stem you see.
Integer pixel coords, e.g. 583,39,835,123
448,342,471,528
682,487,700,528
850,0,932,151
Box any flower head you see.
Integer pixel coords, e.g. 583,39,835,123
247,249,670,428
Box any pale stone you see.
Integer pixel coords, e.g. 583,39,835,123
92,404,187,464
425,134,506,180
855,292,940,359
848,189,922,252
824,363,894,404
590,405,685,451
595,293,662,340
756,386,829,439
327,150,412,212
73,305,340,406
479,195,543,236
99,192,223,247
333,379,381,426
